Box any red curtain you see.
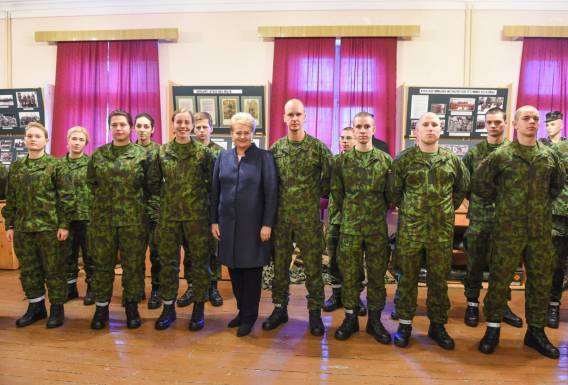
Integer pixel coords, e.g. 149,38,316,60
339,38,397,155
517,38,568,138
269,38,336,147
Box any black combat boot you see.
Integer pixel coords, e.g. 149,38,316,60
334,312,359,340
147,286,162,310
66,282,79,302
155,303,176,330
90,304,109,330
393,323,412,348
262,306,288,330
323,287,342,312
366,310,391,344
428,323,455,350
309,309,325,336
228,314,241,328
125,301,142,329
524,326,560,359
464,299,480,327
358,297,367,316
189,302,205,331
503,305,523,328
46,304,64,328
83,285,95,306
208,281,223,307
478,326,500,354
16,300,47,328
176,286,193,307
547,304,560,329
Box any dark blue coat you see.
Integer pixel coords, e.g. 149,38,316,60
211,144,278,268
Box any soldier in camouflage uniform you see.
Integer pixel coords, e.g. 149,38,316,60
3,122,75,328
60,126,94,306
462,108,522,328
475,106,565,359
539,111,566,147
387,112,469,350
151,109,214,332
262,98,332,336
88,110,159,330
331,112,393,343
0,162,7,200
177,111,224,308
134,113,162,310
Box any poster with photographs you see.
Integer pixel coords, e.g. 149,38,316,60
219,96,239,127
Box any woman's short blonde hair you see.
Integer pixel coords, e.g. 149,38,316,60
25,122,49,139
67,126,90,144
230,112,256,135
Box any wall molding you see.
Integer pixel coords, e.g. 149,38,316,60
258,25,420,40
503,25,568,40
34,28,178,43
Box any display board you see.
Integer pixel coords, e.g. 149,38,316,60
0,88,45,166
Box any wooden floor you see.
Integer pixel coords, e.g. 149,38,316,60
0,270,566,385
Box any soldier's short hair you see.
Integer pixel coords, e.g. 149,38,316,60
194,112,213,128
231,112,256,135
171,108,194,124
67,126,89,144
108,110,133,127
353,111,375,126
25,122,48,139
135,113,155,128
342,126,353,131
486,107,506,121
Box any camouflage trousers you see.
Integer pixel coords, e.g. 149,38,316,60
90,225,148,303
395,238,452,324
484,236,554,327
14,230,67,304
326,224,365,289
182,235,222,285
338,233,390,311
146,222,160,289
158,220,209,302
463,225,511,302
550,215,568,303
65,220,93,284
272,221,324,310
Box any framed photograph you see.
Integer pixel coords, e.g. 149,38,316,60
175,96,196,113
14,138,24,149
448,115,473,133
0,113,17,128
0,139,12,151
219,96,239,127
1,151,13,162
16,91,38,109
449,98,475,112
475,117,487,132
430,103,446,115
477,96,504,113
0,94,14,107
19,111,41,127
197,96,217,127
241,96,263,128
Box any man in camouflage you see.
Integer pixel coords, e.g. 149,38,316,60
539,111,566,147
475,105,565,359
262,98,332,336
388,112,469,350
331,112,392,343
177,111,224,308
462,108,522,328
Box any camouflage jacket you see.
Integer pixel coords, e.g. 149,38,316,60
330,148,392,236
271,134,332,226
87,143,158,227
147,139,214,223
0,162,7,200
539,137,566,147
328,155,342,226
462,139,510,226
552,141,568,217
208,141,224,159
387,146,470,242
59,154,91,222
473,141,565,237
139,141,161,158
3,154,75,232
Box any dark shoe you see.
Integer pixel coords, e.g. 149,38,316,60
366,310,391,344
503,306,523,328
464,303,480,327
228,314,241,328
237,323,254,337
524,326,560,359
46,304,64,328
83,285,95,306
125,301,142,329
66,283,79,302
323,287,342,312
155,303,176,330
393,323,412,348
358,298,367,317
478,326,500,354
309,310,325,336
90,305,109,330
428,323,455,350
334,312,359,340
262,306,288,330
208,282,223,307
547,305,560,329
390,309,399,320
147,289,162,310
176,286,193,307
16,300,47,328
189,302,205,331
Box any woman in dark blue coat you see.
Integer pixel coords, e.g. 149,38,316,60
211,112,278,337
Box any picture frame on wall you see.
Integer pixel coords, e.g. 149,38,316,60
197,96,218,127
241,96,262,128
219,96,239,127
16,91,38,109
175,95,196,113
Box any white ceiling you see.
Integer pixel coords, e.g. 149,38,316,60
0,0,567,18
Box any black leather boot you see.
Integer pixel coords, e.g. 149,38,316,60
46,304,64,328
428,323,455,350
503,305,523,328
90,305,109,330
176,286,193,307
323,287,342,312
66,282,79,302
189,302,205,331
464,299,479,327
228,314,241,328
208,281,223,307
125,301,142,329
547,304,560,329
309,309,325,336
393,323,412,347
236,322,254,337
358,297,367,316
262,306,288,330
83,285,95,306
16,300,47,327
155,303,176,330
366,310,391,344
334,312,359,340
147,286,162,310
524,326,560,359
478,326,500,354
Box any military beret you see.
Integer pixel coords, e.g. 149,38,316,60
546,111,563,122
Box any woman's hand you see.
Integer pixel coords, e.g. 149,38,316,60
57,228,69,241
211,223,221,240
6,229,13,242
260,226,272,242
